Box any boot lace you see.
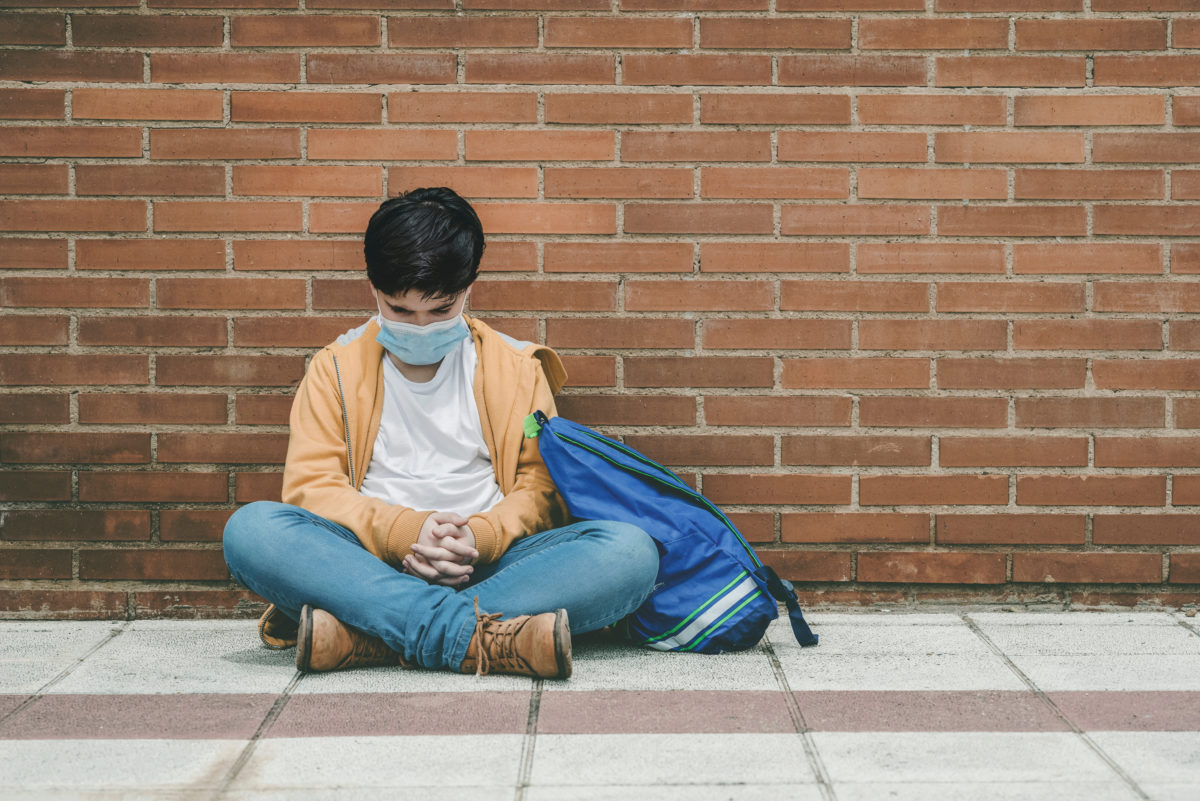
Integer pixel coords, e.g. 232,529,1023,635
471,596,517,676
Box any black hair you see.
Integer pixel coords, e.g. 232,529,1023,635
363,187,485,299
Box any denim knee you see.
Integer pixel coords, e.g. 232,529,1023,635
591,520,661,590
222,500,282,573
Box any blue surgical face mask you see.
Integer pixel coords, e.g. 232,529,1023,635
375,303,470,366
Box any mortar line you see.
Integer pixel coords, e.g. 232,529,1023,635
513,678,544,801
762,638,838,801
961,613,1150,801
0,622,129,728
209,670,302,801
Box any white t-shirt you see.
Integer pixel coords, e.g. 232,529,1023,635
359,335,506,517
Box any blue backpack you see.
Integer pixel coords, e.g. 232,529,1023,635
525,411,818,654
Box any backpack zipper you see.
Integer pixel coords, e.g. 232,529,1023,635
332,354,355,488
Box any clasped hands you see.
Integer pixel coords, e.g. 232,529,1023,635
402,511,478,587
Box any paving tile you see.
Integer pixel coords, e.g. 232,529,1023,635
1089,731,1200,785
0,693,276,740
835,782,1137,801
0,622,120,694
796,691,1067,732
267,692,529,737
1050,691,1200,731
1007,655,1200,691
547,639,779,691
225,790,512,801
774,651,1025,691
813,732,1117,783
0,739,244,790
971,612,1179,627
537,690,793,735
50,621,295,695
293,665,532,694
1139,784,1200,801
773,619,989,655
0,694,30,719
526,785,825,801
4,791,212,801
802,612,968,627
529,733,817,786
232,735,524,790
971,620,1200,655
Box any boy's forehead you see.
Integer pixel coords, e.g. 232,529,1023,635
377,288,462,308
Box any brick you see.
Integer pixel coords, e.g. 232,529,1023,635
0,550,72,581
466,131,614,161
938,514,1085,546
700,18,850,48
152,53,300,84
937,132,1084,164
1014,243,1162,275
1170,555,1200,585
760,550,852,583
783,204,929,236
859,320,1007,351
625,436,775,467
545,242,693,273
545,168,692,199
78,315,226,347
1175,172,1200,201
939,357,1085,389
0,200,145,232
233,316,365,347
471,279,615,311
160,510,230,541
486,202,621,235
627,280,772,311
474,317,538,339
1018,19,1166,51
0,51,142,83
235,394,294,424
785,0,923,6
307,54,455,84
704,396,852,427
937,282,1084,313
857,94,1006,126
232,14,378,45
3,239,67,269
1095,282,1200,313
1014,95,1164,127
859,168,1005,200
937,57,1086,88
0,393,69,423
157,277,305,310
1018,475,1165,506
150,0,296,5
783,434,930,466
860,552,1007,584
0,126,141,158
1094,56,1200,87
860,476,1009,506
391,16,536,46
1175,476,1200,505
624,131,770,163
0,471,70,502
392,167,538,199
782,513,929,544
233,166,382,198
1092,515,1200,546
703,319,851,350
784,358,929,389
1095,134,1200,164
1178,20,1200,47
151,129,300,160
624,203,772,235
465,54,613,84
860,18,1008,50
75,13,222,46
703,473,850,504
1013,553,1162,584
76,166,225,198
858,243,1005,275
233,91,382,123
79,393,227,425
702,243,850,274
624,55,771,86
701,94,850,125
1016,169,1164,201
1096,437,1200,468
1174,398,1200,427
549,16,692,47
0,589,127,620
308,202,375,234
560,355,616,387
160,355,304,388
0,432,149,464
3,511,149,543
236,471,283,503
1017,397,1164,429
701,167,846,200
1172,323,1200,352
312,279,374,310
0,13,65,45
779,132,926,162
547,318,694,349
0,355,147,386
77,239,225,270
0,89,63,119
860,397,1008,428
555,394,696,426
80,549,229,581
0,164,68,195
1,277,147,308
937,0,1080,8
1172,244,1200,274
154,202,301,233
782,280,929,312
625,357,774,388
158,433,288,464
1014,320,1161,351
620,0,762,7
728,512,773,544
134,589,265,619
547,93,692,125
779,55,925,86
0,316,68,346
1095,206,1200,237
1177,97,1200,127
942,436,1088,467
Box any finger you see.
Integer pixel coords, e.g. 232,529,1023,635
429,560,472,578
441,512,469,526
402,555,440,582
435,573,471,587
411,542,468,565
433,537,477,559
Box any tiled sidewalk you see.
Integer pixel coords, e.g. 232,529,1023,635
2,610,1199,800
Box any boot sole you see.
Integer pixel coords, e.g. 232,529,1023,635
296,604,314,673
554,608,572,679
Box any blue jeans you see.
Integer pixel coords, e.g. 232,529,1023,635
223,501,659,671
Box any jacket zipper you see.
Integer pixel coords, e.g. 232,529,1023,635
332,354,355,488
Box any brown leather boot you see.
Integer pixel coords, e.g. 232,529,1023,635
460,597,571,679
296,605,408,673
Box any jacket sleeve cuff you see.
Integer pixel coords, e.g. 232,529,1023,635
384,509,431,564
467,516,499,564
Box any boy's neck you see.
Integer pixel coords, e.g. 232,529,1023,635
387,351,441,383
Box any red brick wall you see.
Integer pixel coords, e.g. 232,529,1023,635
2,2,1199,618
